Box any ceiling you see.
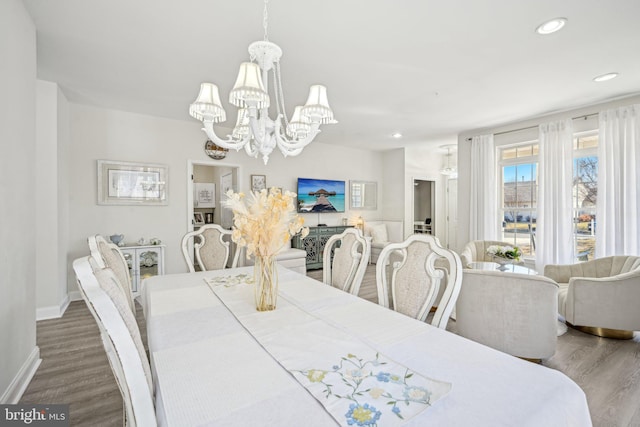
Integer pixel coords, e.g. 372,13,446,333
23,0,640,151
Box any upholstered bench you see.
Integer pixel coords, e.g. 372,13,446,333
272,247,307,275
235,241,307,275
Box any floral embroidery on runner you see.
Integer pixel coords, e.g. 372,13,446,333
293,352,450,426
205,274,253,288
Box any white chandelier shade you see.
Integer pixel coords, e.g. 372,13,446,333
189,84,226,123
188,1,336,165
303,85,334,124
229,62,269,109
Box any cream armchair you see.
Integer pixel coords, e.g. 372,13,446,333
456,270,559,361
459,240,515,268
544,256,640,339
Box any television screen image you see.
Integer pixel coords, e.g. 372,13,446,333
297,178,345,213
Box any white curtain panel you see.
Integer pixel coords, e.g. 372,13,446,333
469,134,497,241
536,119,574,271
596,104,640,257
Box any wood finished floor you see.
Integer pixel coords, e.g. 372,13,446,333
21,266,640,426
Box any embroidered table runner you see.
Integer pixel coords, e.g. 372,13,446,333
205,276,451,426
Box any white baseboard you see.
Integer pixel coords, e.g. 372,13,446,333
36,294,71,321
0,346,41,404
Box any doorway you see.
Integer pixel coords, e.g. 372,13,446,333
413,179,435,234
187,160,241,232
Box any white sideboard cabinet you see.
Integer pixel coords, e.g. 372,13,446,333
120,244,165,293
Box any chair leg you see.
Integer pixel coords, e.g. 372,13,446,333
567,323,634,339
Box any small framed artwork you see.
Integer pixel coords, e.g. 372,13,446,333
251,175,266,192
97,160,168,206
194,212,205,226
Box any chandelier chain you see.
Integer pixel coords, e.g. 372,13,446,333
275,62,289,128
263,0,269,41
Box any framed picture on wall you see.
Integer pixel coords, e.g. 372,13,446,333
97,160,168,205
194,212,205,226
251,175,266,193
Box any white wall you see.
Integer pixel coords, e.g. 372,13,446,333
35,81,70,319
66,104,386,291
35,81,57,311
57,86,71,317
457,94,640,251
381,148,405,225
0,0,40,403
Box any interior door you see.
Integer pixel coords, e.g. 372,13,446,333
220,172,234,229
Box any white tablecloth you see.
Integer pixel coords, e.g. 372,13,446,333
142,266,592,427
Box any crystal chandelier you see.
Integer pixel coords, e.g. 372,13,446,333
189,0,336,165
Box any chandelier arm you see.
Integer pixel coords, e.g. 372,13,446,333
202,121,247,151
275,129,319,151
278,146,304,158
274,119,320,150
243,140,260,158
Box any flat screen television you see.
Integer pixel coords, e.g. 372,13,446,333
297,178,345,213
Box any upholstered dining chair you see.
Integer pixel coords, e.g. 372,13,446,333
456,270,559,361
88,234,136,314
375,234,462,329
73,257,156,426
181,224,239,272
459,240,519,268
322,228,370,295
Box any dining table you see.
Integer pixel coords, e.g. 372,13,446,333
141,265,591,426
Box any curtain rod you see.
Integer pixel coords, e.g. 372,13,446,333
465,112,599,141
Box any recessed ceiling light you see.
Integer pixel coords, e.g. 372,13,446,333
593,72,619,82
392,132,403,139
536,18,567,35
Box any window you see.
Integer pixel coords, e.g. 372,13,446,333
497,133,598,260
573,133,598,260
499,142,538,256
